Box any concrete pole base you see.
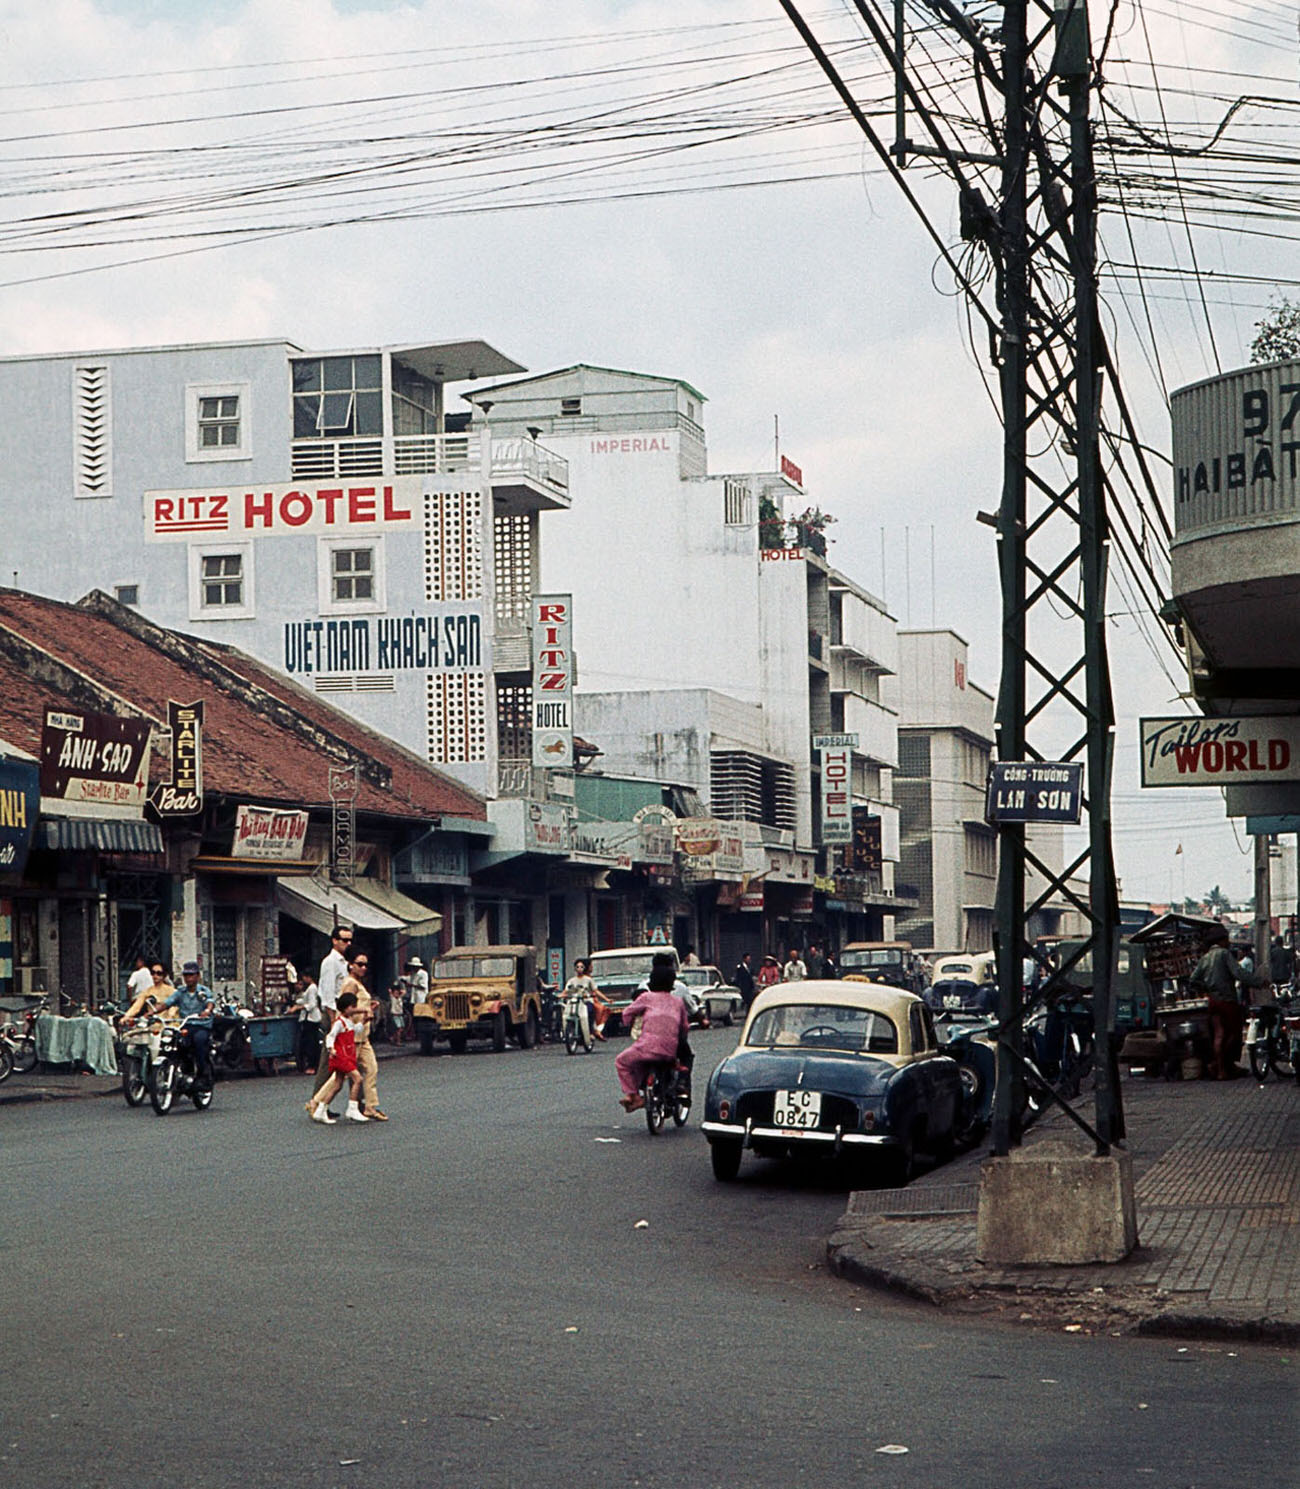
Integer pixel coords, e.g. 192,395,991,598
975,1139,1138,1265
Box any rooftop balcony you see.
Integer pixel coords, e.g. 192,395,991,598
289,431,569,513
1171,360,1300,701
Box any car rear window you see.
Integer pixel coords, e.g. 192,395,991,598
746,1002,898,1055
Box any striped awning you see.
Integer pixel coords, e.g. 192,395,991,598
38,817,164,854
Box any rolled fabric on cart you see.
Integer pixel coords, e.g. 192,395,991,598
34,1013,119,1076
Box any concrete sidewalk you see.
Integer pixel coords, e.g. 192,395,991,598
0,1040,416,1106
828,1069,1300,1343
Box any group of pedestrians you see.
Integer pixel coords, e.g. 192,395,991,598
729,942,838,1009
300,924,390,1125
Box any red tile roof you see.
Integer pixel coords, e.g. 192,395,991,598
0,587,485,824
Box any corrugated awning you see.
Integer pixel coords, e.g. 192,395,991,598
275,877,441,938
38,817,164,854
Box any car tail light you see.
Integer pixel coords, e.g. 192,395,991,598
861,1109,875,1128
718,1100,731,1121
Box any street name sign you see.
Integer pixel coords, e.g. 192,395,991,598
986,761,1083,824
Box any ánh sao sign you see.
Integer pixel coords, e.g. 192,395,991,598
1140,716,1300,787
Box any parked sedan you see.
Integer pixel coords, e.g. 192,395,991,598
677,966,744,1027
701,981,965,1183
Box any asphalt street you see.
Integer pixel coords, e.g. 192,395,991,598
2,1026,1294,1489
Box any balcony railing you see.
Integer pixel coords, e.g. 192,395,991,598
289,433,567,493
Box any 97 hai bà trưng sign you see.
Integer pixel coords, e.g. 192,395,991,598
985,762,1084,824
1140,716,1300,787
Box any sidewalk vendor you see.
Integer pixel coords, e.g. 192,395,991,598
1190,929,1267,1079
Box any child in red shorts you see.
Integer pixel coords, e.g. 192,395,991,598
305,992,368,1124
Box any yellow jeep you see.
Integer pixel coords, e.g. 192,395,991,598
411,945,542,1055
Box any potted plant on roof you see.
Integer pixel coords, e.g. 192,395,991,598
790,506,835,557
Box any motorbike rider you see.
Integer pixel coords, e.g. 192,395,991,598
564,958,608,1041
159,961,215,1076
616,956,691,1112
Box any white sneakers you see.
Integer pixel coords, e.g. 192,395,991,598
345,1102,369,1123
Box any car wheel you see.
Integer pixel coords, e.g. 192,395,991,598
448,1032,468,1055
417,1024,435,1057
721,1008,734,1028
710,1139,742,1181
519,1006,539,1050
884,1129,916,1187
492,1010,508,1052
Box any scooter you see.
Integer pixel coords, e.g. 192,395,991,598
211,1002,252,1073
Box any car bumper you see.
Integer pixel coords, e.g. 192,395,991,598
700,1119,895,1148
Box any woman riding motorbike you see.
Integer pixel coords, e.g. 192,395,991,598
564,958,608,1042
615,958,690,1112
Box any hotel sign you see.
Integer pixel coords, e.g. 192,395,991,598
531,595,574,769
814,733,857,845
144,478,423,541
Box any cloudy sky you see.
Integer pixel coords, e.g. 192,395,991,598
4,0,1294,904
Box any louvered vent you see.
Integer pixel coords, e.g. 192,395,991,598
73,365,112,498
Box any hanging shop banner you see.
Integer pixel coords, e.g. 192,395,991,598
847,807,882,874
282,607,486,677
148,700,204,819
1140,716,1300,788
531,595,574,768
329,765,358,884
813,733,857,845
144,478,424,541
232,805,310,860
0,759,40,878
677,819,745,881
39,707,152,808
986,761,1084,823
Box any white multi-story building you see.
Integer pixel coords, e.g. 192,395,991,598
467,364,906,953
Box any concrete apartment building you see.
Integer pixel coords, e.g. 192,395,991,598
467,364,908,954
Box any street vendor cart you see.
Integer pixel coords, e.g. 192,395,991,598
246,1014,299,1075
1121,912,1224,1078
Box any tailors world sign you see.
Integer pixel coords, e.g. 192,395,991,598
1140,716,1300,787
144,478,423,541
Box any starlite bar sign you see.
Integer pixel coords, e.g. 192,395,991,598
1140,716,1300,787
986,762,1084,824
148,700,204,819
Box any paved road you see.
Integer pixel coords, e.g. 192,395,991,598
3,1027,1294,1488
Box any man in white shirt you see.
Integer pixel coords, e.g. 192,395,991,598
310,925,353,1102
125,956,153,1005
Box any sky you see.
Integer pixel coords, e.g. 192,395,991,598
1,0,1293,906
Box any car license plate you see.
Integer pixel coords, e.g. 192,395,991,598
773,1089,821,1129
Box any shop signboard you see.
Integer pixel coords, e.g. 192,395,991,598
39,706,152,808
148,700,204,819
847,808,882,873
525,800,572,854
1140,716,1300,787
0,758,40,878
329,765,358,884
677,818,744,880
739,885,765,912
572,820,632,868
232,805,310,860
813,733,857,845
531,595,574,769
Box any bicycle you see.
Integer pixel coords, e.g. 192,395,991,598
1245,989,1296,1082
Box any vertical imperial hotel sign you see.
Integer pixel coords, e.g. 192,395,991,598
813,733,857,845
531,595,574,769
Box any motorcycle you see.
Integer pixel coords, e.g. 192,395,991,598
149,1017,215,1115
211,1002,252,1074
561,985,595,1055
641,1058,691,1135
117,1013,166,1107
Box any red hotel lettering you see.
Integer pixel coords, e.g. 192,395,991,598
537,604,567,624
319,488,344,524
245,491,274,528
281,490,312,526
538,649,567,667
382,485,410,521
348,487,376,522
539,672,567,690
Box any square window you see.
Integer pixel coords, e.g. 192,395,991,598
187,382,250,461
201,553,243,608
319,537,383,614
114,584,139,605
332,547,374,603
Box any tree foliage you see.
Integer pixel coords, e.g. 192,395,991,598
1249,295,1300,364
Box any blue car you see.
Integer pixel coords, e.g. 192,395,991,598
701,981,965,1183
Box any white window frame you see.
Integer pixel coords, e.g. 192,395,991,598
317,535,385,616
185,381,252,462
188,542,255,621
